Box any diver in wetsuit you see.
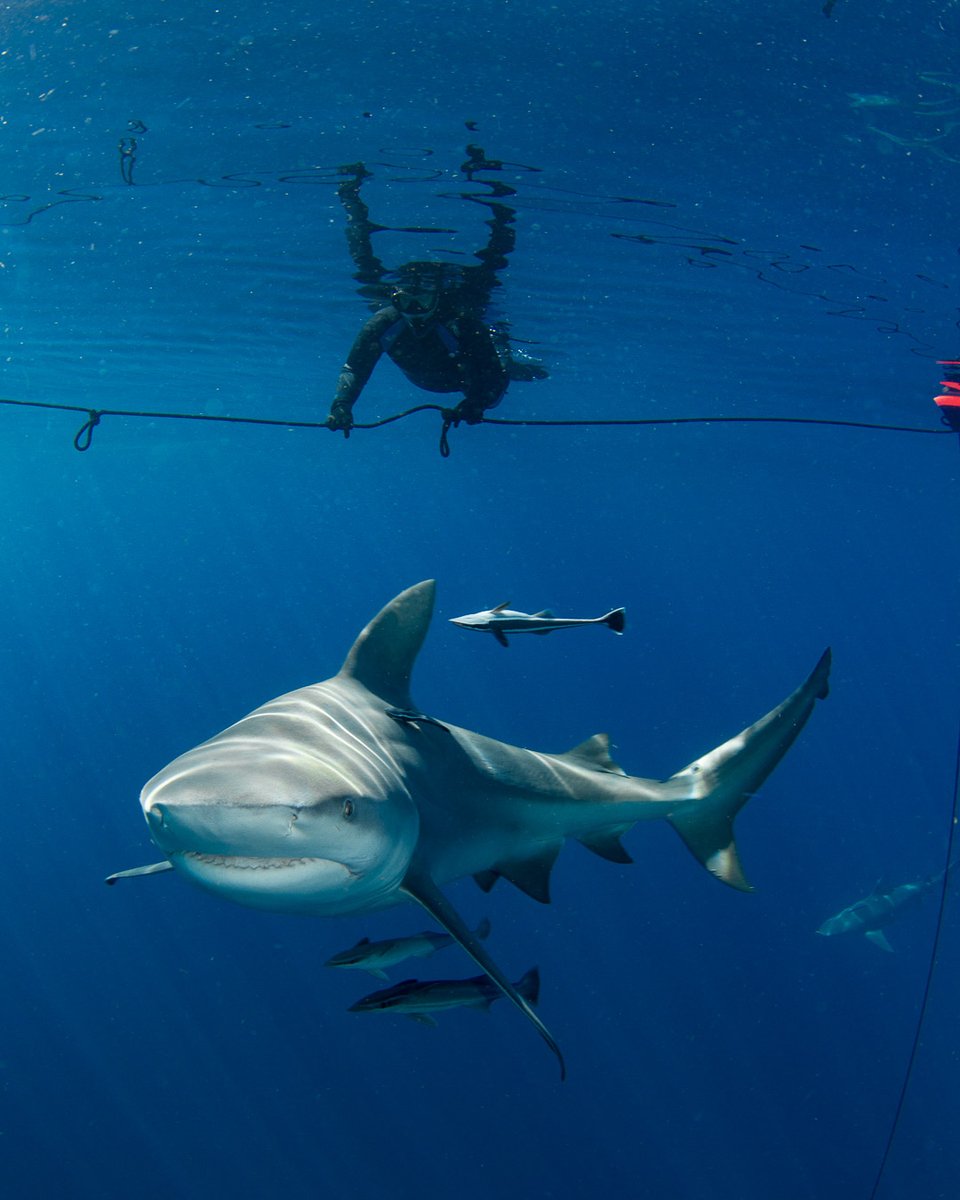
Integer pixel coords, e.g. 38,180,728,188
327,158,546,437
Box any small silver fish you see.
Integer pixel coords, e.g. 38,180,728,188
326,918,491,979
350,966,540,1026
450,601,626,647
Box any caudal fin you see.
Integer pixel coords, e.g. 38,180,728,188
602,608,626,635
666,648,831,891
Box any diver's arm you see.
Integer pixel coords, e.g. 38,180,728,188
336,164,388,290
327,313,390,431
456,319,509,421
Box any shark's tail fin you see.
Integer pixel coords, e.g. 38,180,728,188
665,649,831,891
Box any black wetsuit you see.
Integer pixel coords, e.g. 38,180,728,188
331,302,509,424
330,157,530,429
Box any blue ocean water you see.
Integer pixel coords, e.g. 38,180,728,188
1,1,958,1196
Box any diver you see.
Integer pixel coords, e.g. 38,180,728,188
326,158,547,437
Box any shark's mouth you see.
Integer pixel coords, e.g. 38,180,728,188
182,851,358,875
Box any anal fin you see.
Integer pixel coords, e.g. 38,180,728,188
578,830,634,864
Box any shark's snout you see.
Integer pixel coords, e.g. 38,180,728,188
144,796,295,860
139,731,421,916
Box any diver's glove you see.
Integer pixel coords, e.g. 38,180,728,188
326,402,354,438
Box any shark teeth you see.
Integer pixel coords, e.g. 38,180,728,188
183,852,316,870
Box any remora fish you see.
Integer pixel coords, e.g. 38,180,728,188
326,917,491,979
110,580,830,1080
350,966,540,1026
450,601,626,647
817,863,955,952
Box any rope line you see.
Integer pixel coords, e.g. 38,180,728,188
868,432,960,1200
0,393,952,454
868,718,960,1200
484,414,950,435
3,387,958,1195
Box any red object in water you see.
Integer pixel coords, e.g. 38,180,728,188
934,393,960,431
934,360,960,428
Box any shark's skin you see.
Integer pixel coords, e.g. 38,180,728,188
817,866,953,952
114,580,830,1079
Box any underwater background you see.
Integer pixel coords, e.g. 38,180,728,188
1,1,958,1196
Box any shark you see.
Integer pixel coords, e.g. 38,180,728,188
109,580,830,1079
817,864,954,952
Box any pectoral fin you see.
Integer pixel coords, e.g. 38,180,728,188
865,929,894,953
105,861,173,886
492,628,509,648
400,870,566,1081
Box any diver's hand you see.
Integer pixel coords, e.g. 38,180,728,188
326,403,354,438
453,401,485,425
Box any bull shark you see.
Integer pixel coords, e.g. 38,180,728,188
450,601,625,647
326,917,491,979
817,863,955,952
109,580,830,1079
350,966,540,1025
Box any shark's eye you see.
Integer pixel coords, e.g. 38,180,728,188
342,798,355,821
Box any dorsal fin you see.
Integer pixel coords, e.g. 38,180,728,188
557,733,626,775
531,609,554,619
338,581,436,707
491,600,511,613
